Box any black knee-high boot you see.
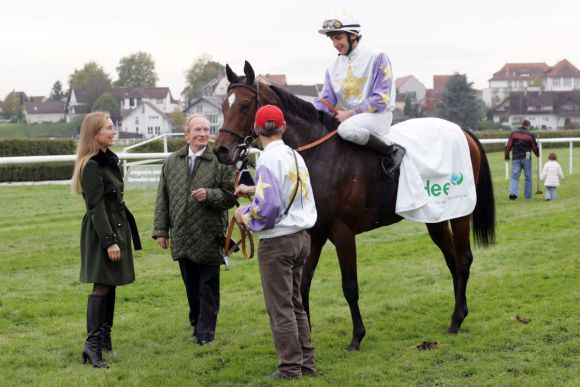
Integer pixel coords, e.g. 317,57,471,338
82,294,109,368
102,288,115,353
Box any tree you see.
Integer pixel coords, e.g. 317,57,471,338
1,95,23,121
168,107,186,131
182,54,224,105
437,73,482,130
115,51,158,87
92,92,120,122
403,96,420,118
68,61,112,110
49,81,65,101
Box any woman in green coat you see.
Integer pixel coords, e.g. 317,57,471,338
71,111,141,368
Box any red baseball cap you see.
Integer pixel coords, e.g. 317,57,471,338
255,105,285,129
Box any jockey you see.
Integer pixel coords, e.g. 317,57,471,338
313,10,405,175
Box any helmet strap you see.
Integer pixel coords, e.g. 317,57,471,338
345,34,354,55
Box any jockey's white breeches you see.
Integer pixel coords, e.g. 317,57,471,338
337,110,393,145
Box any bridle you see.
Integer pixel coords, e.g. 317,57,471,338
218,81,261,150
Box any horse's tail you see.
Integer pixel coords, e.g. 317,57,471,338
466,130,496,247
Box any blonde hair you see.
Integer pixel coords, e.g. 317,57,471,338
71,111,111,194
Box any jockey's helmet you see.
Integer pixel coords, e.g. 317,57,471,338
318,10,361,36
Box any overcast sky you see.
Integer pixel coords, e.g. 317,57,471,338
1,0,579,100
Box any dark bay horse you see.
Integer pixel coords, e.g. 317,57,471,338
214,61,496,351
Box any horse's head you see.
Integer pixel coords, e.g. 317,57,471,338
213,61,261,165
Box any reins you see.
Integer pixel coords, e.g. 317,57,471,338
224,146,255,260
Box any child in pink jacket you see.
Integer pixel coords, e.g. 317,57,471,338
541,153,565,201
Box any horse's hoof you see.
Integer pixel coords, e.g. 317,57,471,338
347,342,360,352
447,326,459,335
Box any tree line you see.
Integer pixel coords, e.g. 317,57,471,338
2,52,224,124
5,51,485,130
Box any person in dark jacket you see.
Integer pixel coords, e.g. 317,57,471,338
505,119,539,200
152,114,235,345
71,111,141,368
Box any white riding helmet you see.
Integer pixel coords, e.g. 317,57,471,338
318,10,361,36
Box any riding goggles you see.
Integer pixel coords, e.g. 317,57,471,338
322,19,360,30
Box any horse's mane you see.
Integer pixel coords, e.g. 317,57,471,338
269,85,339,131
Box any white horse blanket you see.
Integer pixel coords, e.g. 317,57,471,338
385,118,476,223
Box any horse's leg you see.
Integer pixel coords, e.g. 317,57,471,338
300,233,327,326
426,222,464,333
448,216,473,334
332,222,365,351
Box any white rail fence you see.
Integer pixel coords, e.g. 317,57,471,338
0,135,578,183
479,138,579,179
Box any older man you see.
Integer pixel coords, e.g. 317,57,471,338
153,114,235,345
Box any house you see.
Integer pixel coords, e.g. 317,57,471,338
544,59,580,91
395,75,426,104
23,100,66,123
201,75,230,98
421,75,453,115
483,59,580,107
121,101,172,138
492,90,580,129
69,86,181,117
183,96,223,136
113,87,181,114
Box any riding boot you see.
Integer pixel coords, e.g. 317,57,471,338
82,294,109,368
101,288,115,353
365,134,405,176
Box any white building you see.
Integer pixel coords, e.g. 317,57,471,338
484,59,580,107
121,101,172,138
23,100,66,124
395,75,426,102
492,90,580,130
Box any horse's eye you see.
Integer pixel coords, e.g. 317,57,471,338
240,103,251,114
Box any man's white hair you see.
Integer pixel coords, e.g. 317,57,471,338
185,114,210,132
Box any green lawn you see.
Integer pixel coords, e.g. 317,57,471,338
0,151,578,386
0,122,77,138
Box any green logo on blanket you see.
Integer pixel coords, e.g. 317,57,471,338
425,172,464,197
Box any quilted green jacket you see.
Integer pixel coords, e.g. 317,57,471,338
152,145,236,265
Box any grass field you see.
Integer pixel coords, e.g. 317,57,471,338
0,122,77,138
0,151,578,386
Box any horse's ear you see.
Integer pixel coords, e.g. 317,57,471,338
243,61,255,85
225,64,238,83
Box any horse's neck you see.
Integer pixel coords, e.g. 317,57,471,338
283,116,329,150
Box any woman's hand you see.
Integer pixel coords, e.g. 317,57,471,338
107,244,121,262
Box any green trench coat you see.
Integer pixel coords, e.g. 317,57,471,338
79,149,141,285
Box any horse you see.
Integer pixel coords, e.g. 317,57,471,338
214,61,496,351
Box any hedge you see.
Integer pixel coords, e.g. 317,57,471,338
0,162,74,182
0,138,77,182
128,138,187,153
0,138,76,157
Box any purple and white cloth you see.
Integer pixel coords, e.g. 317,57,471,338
240,140,317,239
314,45,396,116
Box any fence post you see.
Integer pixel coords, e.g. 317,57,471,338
570,141,573,175
163,135,168,153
